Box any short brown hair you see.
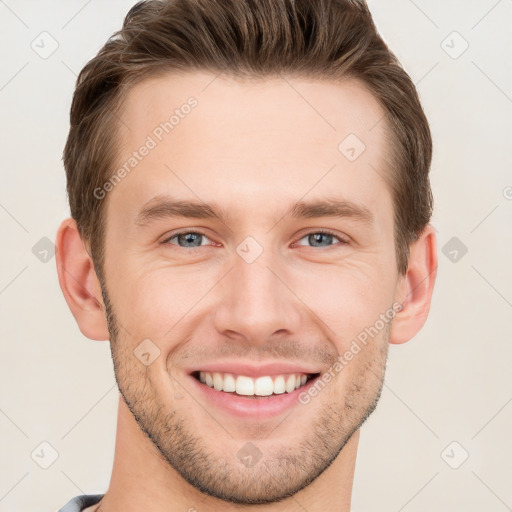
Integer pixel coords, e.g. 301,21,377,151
63,0,433,280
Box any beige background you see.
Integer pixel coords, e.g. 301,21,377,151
1,0,511,510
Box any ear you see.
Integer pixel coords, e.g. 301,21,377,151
55,218,110,341
390,224,438,345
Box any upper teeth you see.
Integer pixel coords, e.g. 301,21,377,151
199,371,309,396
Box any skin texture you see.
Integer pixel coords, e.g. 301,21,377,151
56,71,437,512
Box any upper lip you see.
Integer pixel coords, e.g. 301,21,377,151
188,361,322,379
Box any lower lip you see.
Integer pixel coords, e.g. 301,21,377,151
187,373,321,419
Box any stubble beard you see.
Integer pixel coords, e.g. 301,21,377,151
100,282,389,505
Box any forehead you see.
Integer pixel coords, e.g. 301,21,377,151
118,71,387,150
108,71,393,227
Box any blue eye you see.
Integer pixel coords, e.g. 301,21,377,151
295,230,346,248
164,231,211,248
163,229,347,249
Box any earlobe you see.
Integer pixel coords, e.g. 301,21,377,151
389,224,438,345
55,218,110,341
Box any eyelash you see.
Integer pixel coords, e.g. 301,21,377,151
162,229,349,248
295,229,349,247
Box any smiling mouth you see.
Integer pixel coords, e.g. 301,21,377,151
190,370,321,398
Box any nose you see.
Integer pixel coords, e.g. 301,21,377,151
213,246,302,344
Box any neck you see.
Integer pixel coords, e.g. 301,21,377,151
98,396,358,512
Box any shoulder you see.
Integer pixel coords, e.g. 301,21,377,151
58,494,104,512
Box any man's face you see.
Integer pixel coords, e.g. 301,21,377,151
100,72,403,504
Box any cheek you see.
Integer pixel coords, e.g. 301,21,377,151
110,266,211,340
331,325,389,403
108,243,396,346
292,263,393,337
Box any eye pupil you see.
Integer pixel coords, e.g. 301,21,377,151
179,232,202,247
309,232,333,247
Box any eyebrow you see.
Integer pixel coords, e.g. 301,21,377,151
286,199,373,225
134,194,374,227
135,195,230,226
